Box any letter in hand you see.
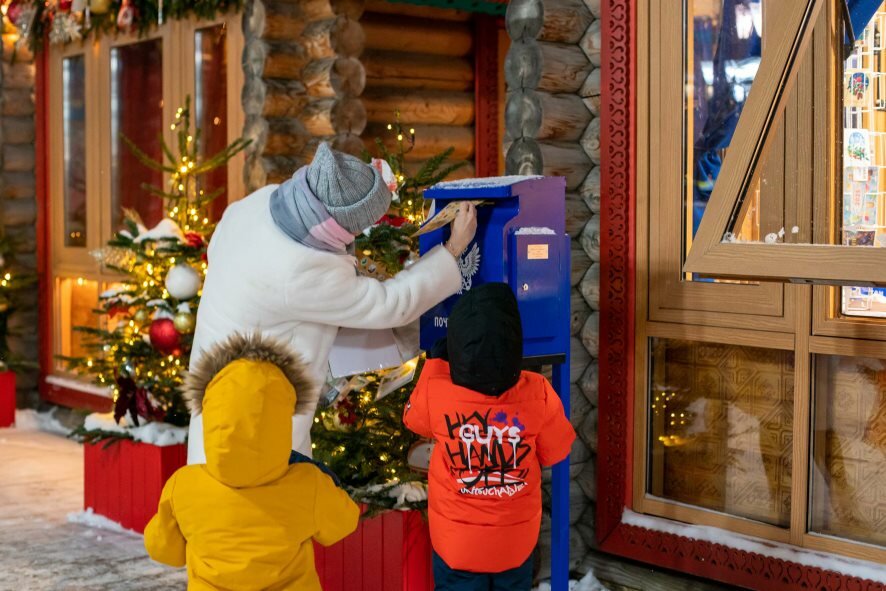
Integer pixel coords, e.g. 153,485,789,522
412,200,484,239
448,202,478,257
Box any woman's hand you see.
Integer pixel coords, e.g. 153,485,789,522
445,202,478,257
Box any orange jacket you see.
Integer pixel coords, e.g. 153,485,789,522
404,358,575,573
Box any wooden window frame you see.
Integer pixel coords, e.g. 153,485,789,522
597,1,886,589
38,14,244,408
646,0,791,334
683,0,886,286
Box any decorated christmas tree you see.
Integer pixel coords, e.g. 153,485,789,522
0,236,37,372
311,115,464,511
64,97,249,432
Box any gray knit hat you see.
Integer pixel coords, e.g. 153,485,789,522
306,143,392,233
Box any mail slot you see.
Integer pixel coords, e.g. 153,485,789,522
419,176,569,363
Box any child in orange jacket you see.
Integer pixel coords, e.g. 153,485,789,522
404,283,575,590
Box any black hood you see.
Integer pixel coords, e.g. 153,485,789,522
446,283,523,396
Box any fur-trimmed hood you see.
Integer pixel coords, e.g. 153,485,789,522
184,333,317,416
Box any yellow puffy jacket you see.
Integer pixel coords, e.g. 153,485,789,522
144,334,359,590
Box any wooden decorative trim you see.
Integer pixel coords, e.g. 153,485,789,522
597,1,886,589
43,382,113,413
597,0,636,542
603,524,886,591
474,14,501,177
36,42,53,402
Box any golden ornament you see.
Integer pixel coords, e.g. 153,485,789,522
133,309,150,324
173,311,196,334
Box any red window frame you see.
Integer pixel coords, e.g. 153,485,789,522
597,2,884,589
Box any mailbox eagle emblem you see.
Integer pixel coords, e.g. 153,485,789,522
457,242,481,294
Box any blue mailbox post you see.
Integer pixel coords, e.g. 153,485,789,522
419,175,571,590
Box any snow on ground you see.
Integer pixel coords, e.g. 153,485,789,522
14,408,72,436
0,421,186,590
534,570,607,591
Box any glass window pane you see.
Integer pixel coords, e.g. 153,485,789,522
195,24,228,221
841,6,886,317
56,277,100,363
63,55,86,247
811,354,886,547
685,0,764,279
648,337,794,527
111,39,164,231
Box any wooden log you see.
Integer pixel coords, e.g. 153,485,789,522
302,17,365,60
505,136,542,176
579,165,599,213
581,311,599,357
580,66,600,99
298,0,336,21
362,13,472,56
300,97,368,136
580,262,599,310
332,132,366,156
540,141,591,190
505,39,592,94
362,89,474,126
580,18,601,67
364,0,471,21
263,81,309,118
363,123,474,161
565,191,590,236
331,0,366,20
579,360,598,407
581,116,600,164
403,160,475,181
265,119,310,157
264,8,305,41
362,50,473,87
579,213,599,262
540,0,592,44
364,76,472,92
506,0,544,42
571,287,589,337
263,44,308,79
570,239,589,286
505,89,591,142
263,155,304,185
303,57,366,98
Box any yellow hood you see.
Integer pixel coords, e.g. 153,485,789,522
184,334,317,488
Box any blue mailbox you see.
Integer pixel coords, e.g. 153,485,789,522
419,175,571,591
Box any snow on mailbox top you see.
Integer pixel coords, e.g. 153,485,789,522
425,175,547,199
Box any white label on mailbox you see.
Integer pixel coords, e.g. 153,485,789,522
527,244,549,260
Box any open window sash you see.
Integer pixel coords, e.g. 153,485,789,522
683,0,886,286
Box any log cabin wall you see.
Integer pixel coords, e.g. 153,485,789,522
242,0,482,192
504,0,600,578
1,37,39,407
243,0,369,189
360,0,476,177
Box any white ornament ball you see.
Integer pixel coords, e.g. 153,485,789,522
165,264,202,300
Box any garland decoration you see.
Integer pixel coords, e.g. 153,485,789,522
1,0,242,51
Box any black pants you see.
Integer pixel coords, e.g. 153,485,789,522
432,551,533,591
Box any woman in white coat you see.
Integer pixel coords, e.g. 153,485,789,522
187,143,477,463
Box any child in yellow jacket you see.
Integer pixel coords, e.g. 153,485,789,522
144,334,360,590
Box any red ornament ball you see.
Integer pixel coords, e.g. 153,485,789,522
149,318,181,354
6,1,23,24
59,0,73,11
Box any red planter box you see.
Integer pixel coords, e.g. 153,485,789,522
315,509,434,591
0,371,16,428
84,439,186,533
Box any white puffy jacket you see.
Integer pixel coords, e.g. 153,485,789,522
186,185,461,463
